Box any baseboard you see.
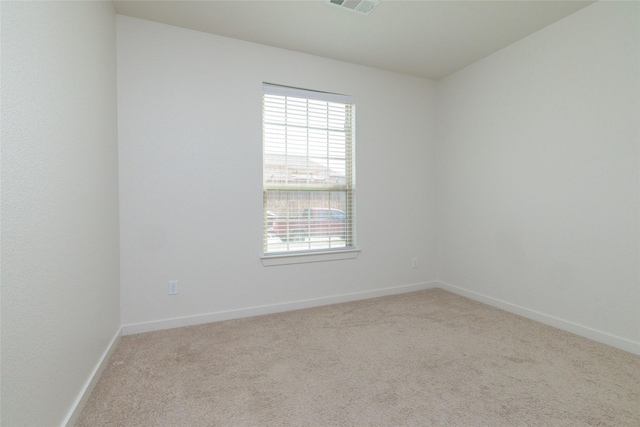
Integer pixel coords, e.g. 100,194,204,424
62,327,122,427
122,281,439,336
436,281,640,356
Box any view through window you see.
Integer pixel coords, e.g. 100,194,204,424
263,83,355,254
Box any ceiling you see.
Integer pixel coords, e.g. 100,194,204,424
113,0,595,80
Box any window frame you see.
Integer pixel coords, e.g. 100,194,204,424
261,83,358,263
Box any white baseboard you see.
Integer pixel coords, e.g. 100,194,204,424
436,281,640,356
63,327,122,427
122,281,439,336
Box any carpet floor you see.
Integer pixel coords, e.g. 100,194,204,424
77,289,640,426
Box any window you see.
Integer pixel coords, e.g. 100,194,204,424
263,83,355,256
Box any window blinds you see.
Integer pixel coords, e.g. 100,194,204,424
263,83,355,254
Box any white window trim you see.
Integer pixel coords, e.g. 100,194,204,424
261,248,360,266
263,83,355,105
262,83,356,258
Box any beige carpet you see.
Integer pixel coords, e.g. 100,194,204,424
77,289,640,426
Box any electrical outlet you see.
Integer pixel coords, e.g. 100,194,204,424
412,257,418,268
168,280,178,295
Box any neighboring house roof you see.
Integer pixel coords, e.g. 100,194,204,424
264,154,345,184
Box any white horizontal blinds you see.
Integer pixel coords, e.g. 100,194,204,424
263,83,355,254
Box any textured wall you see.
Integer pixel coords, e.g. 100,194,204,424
436,1,640,352
117,15,438,331
1,2,120,425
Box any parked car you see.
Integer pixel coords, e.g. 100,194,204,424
266,211,277,234
272,208,346,242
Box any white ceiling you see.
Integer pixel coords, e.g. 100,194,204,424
113,0,595,80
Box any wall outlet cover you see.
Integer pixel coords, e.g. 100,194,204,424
168,280,178,295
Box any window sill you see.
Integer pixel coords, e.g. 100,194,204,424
261,248,360,266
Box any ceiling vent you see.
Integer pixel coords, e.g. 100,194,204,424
327,0,380,15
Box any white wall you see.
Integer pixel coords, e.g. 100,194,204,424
117,16,437,332
1,2,120,425
437,1,640,353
